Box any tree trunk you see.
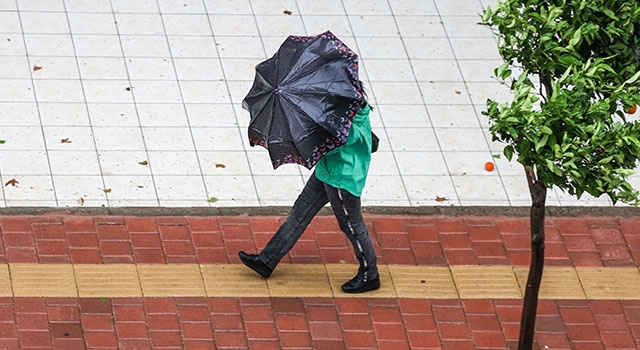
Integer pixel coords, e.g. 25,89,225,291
518,165,547,350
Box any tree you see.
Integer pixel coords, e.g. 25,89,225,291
480,0,640,348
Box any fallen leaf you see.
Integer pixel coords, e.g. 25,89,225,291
435,196,448,202
0,140,5,144
138,160,148,166
455,90,461,95
420,280,426,283
492,154,501,159
208,197,218,203
283,10,292,15
102,188,112,193
5,178,19,187
215,163,226,168
61,138,72,143
137,185,144,188
125,87,132,91
6,38,10,41
99,298,107,302
77,197,85,205
339,259,346,264
33,65,42,72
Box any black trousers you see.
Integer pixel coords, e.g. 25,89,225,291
258,172,378,280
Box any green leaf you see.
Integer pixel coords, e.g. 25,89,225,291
138,160,148,166
540,126,553,135
0,140,5,144
503,145,514,161
208,197,218,203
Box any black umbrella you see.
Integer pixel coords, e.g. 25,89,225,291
242,31,365,169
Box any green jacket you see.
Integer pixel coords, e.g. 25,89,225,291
315,104,372,197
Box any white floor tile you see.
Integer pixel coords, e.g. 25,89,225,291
0,103,40,126
0,150,50,175
435,128,489,152
0,11,20,32
375,104,431,128
83,80,135,103
349,16,399,37
154,175,208,201
2,175,56,203
203,175,259,202
451,175,509,202
254,15,305,37
397,17,447,38
73,35,124,57
411,59,463,82
24,34,75,56
363,59,415,82
43,126,95,151
386,127,440,152
197,151,251,175
180,81,229,104
143,127,196,151
302,16,353,36
356,37,408,60
148,151,202,175
68,13,118,35
78,58,129,80
53,174,108,203
362,175,410,202
98,151,153,176
0,79,36,102
0,126,46,150
162,14,212,36
368,151,402,176
441,151,495,176
428,105,481,128
191,127,244,152
388,0,437,15
297,0,346,15
115,14,164,35
130,80,182,103
442,16,495,38
121,35,171,57
0,34,27,55
0,56,30,79
403,38,455,60
20,12,69,34
87,103,139,127
158,0,207,14
402,175,458,206
65,0,112,13
93,127,146,151
421,81,471,105
394,151,448,176
126,58,176,80
48,151,101,175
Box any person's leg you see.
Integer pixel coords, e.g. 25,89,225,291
324,184,379,293
239,173,329,277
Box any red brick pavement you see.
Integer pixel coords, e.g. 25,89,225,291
0,214,639,349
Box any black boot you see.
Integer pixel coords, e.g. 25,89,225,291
341,270,380,294
238,251,273,278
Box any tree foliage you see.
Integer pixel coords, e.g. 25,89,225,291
481,0,640,204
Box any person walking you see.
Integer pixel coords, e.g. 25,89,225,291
238,101,380,294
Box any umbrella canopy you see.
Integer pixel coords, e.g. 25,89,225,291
242,31,365,169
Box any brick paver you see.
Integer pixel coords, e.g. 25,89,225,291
0,214,638,349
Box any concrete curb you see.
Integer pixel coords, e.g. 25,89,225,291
0,206,638,217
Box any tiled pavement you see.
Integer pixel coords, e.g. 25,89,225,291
0,214,639,349
2,0,639,208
